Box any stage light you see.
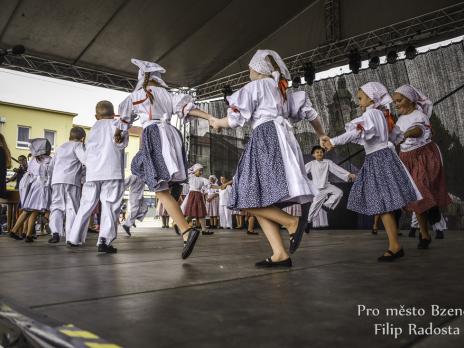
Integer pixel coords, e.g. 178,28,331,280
405,45,417,60
303,62,316,86
348,49,361,74
386,50,398,64
368,56,380,69
223,85,233,104
292,76,301,88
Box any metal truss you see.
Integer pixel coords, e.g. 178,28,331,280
1,54,136,92
194,2,464,100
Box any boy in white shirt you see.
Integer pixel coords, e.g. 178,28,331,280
67,101,129,253
48,127,86,244
305,145,356,227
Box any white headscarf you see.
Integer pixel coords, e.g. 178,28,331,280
360,82,393,109
249,49,291,82
190,163,203,173
395,85,433,117
29,138,51,157
131,58,168,91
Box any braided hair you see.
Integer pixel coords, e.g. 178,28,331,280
142,72,154,104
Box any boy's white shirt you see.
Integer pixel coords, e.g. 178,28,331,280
51,141,85,186
83,119,129,182
305,159,350,190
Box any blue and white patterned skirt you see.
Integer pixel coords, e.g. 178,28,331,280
347,148,418,216
228,121,311,210
131,123,187,192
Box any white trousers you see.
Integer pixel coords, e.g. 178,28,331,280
49,184,81,240
411,212,447,232
219,205,232,229
312,210,328,228
68,180,124,246
308,184,343,223
123,196,148,227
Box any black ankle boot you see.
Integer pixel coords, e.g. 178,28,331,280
418,236,431,249
48,233,60,243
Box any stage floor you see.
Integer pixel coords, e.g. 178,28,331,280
1,227,463,347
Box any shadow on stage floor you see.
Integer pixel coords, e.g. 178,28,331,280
1,228,463,347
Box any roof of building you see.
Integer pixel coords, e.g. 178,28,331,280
0,100,77,117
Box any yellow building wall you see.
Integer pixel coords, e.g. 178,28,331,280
0,101,75,161
0,102,140,190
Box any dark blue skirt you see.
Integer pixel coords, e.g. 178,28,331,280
347,148,417,216
228,121,289,209
131,123,187,192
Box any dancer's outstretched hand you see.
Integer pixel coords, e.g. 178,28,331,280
209,117,222,132
319,135,333,151
114,129,123,144
348,173,357,182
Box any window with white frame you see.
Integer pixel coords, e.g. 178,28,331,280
44,130,56,150
17,126,30,148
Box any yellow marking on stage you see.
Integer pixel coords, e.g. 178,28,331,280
59,329,99,339
85,343,122,348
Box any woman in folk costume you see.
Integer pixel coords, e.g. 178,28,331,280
321,82,421,262
9,139,53,242
209,49,325,268
204,175,220,229
119,59,213,259
392,85,451,248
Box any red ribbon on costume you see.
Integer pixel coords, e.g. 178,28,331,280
278,79,288,102
382,109,395,133
132,89,154,120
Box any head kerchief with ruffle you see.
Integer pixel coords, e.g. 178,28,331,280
395,84,433,117
131,58,168,91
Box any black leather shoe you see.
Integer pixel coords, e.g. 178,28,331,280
182,228,200,259
305,225,311,234
255,257,292,268
371,228,378,235
408,227,417,238
48,233,60,243
98,243,118,253
122,225,131,236
9,232,23,240
435,230,444,239
24,236,34,243
418,237,431,249
289,217,307,254
202,230,214,235
247,230,259,235
378,249,404,262
66,241,80,247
